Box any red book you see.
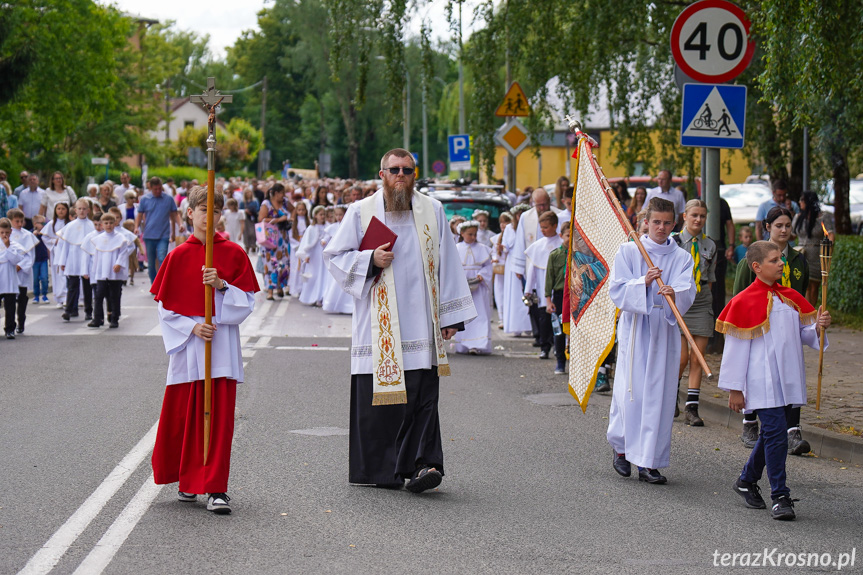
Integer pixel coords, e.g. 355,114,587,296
359,216,398,252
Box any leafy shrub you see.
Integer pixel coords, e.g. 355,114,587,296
829,235,863,315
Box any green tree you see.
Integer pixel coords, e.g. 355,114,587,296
754,0,863,233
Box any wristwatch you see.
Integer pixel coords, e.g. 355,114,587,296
218,280,228,293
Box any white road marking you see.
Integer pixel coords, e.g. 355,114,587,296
254,336,271,349
274,300,289,318
274,346,349,351
146,324,162,337
17,422,158,575
70,475,163,575
241,349,257,358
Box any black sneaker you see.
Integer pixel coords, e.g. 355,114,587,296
787,429,811,456
15,326,23,334
733,479,767,509
771,495,796,521
109,322,119,329
61,313,71,322
685,404,704,427
87,321,103,328
595,373,612,393
5,331,14,340
741,421,758,448
207,493,231,514
539,350,550,359
406,466,442,493
84,314,93,321
177,490,197,503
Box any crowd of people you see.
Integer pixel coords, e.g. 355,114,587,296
0,162,834,519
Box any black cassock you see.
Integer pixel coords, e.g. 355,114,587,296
349,369,445,486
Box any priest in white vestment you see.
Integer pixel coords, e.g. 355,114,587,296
324,149,476,493
454,221,493,355
607,198,696,484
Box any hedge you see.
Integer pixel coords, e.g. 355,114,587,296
101,167,254,188
829,235,863,315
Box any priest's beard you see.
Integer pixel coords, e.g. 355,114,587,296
383,180,414,212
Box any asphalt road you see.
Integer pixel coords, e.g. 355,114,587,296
2,286,861,574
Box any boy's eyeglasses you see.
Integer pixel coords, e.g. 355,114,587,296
385,167,414,175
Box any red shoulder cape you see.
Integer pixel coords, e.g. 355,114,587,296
715,278,816,340
150,233,260,316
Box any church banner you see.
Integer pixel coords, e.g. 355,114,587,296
563,135,629,411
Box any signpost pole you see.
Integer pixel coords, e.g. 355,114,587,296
705,148,721,241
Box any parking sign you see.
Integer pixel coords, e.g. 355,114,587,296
448,134,471,171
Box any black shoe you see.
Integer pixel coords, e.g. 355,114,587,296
595,372,611,393
637,467,667,484
771,495,796,521
61,313,70,322
684,404,704,427
405,467,442,493
207,493,231,514
109,322,119,329
5,331,14,340
741,421,759,448
87,321,103,328
674,402,680,418
613,452,631,477
532,341,541,347
15,325,23,334
787,429,811,456
539,350,550,359
85,314,93,321
733,479,767,509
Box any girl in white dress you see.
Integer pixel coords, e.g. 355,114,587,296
454,221,493,355
40,201,71,307
490,212,513,329
288,201,308,297
297,206,328,306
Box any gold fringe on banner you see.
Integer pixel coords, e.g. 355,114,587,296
371,390,408,406
437,364,451,377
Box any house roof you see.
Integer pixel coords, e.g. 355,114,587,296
170,97,227,129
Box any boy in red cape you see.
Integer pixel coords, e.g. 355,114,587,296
150,186,259,514
716,241,830,521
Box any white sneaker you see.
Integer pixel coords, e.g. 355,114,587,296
177,490,197,502
207,493,231,514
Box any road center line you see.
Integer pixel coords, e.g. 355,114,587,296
17,422,158,575
71,474,163,575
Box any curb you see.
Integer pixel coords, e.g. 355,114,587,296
685,391,863,465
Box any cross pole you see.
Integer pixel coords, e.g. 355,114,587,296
190,77,232,464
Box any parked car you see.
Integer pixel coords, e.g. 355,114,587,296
719,183,773,225
819,179,863,234
421,184,512,233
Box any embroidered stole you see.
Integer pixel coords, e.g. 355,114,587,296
360,192,450,407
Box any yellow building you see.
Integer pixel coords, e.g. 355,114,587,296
492,128,752,191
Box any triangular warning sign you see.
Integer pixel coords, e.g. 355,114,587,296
682,86,742,139
495,82,530,117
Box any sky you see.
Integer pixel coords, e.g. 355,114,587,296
103,0,484,60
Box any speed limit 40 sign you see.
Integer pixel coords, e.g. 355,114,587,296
670,0,755,84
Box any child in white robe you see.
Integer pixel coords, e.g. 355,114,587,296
82,213,132,328
288,202,308,297
57,199,96,322
490,212,513,329
454,220,493,355
40,201,71,307
523,211,562,359
8,209,37,334
297,205,328,306
718,241,830,521
321,205,353,314
473,209,494,247
607,198,696,484
222,198,245,247
0,218,25,339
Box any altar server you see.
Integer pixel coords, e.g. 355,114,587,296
57,199,95,322
607,198,696,484
150,186,259,514
83,213,132,328
0,218,25,339
523,211,563,359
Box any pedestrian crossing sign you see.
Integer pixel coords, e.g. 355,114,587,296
680,83,746,149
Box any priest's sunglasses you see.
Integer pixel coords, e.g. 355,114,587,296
384,167,415,175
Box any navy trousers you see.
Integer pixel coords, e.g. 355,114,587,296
740,406,790,500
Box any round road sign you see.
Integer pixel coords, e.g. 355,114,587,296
670,0,755,84
432,160,446,174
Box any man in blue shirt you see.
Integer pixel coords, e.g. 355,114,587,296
755,179,799,240
135,177,180,283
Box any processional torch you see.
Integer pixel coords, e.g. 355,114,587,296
190,78,232,464
816,222,832,411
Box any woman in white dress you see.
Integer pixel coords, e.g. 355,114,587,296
490,212,513,329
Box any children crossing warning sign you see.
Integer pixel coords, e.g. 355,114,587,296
680,83,746,149
495,82,530,117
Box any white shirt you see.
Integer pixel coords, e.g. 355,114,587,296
82,231,133,281
0,241,24,294
158,284,255,386
645,186,686,221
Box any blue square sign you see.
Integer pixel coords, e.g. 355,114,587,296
448,134,471,171
680,84,746,149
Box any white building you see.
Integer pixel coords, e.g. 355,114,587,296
152,97,227,143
